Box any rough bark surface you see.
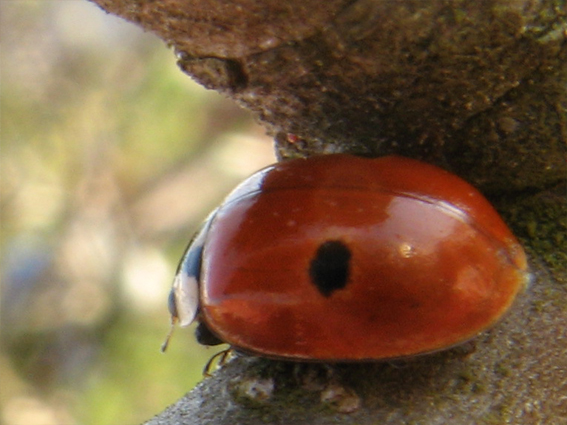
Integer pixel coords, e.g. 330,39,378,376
87,0,566,424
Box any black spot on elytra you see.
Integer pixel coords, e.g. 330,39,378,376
309,240,351,297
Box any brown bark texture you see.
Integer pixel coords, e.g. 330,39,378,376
88,0,566,424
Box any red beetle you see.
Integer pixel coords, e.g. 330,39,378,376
162,155,528,361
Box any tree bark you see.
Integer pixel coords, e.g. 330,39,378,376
88,0,566,423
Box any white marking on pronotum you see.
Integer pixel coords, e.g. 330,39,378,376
174,272,199,327
161,272,199,352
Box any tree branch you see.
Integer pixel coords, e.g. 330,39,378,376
87,0,567,423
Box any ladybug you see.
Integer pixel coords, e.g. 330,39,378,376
162,154,528,361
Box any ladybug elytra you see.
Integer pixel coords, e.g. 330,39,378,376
162,155,527,361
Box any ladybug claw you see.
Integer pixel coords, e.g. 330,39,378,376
203,348,233,376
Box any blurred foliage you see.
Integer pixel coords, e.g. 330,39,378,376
0,2,275,425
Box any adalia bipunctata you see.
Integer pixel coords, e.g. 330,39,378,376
162,154,528,361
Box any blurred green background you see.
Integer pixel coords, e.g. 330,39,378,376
1,2,275,424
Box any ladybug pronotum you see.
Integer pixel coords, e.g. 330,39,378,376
162,154,528,361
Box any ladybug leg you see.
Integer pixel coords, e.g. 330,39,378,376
203,348,234,377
